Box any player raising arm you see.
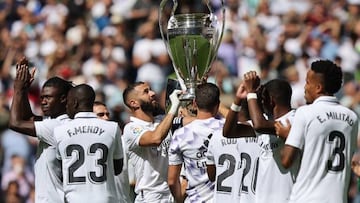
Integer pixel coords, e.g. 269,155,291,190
9,57,73,203
122,82,181,202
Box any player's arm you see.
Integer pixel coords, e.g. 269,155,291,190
139,90,181,146
223,83,255,138
168,164,185,203
206,164,216,182
114,159,123,175
114,126,124,175
278,110,303,168
9,58,39,137
244,71,275,134
280,145,300,168
206,139,216,182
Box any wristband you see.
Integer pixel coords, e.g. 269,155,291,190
230,103,242,112
247,93,257,101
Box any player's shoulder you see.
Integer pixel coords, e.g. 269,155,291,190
208,131,224,144
97,119,119,128
339,104,359,119
123,121,146,140
35,117,61,126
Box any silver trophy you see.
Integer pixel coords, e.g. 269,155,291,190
159,0,225,100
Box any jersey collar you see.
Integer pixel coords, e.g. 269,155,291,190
74,112,98,119
43,114,69,121
129,116,154,127
313,96,339,104
275,109,296,121
57,114,70,121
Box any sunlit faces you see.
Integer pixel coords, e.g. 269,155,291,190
93,104,110,121
304,70,321,104
40,86,64,117
134,83,158,113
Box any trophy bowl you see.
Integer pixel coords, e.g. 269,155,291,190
159,0,225,100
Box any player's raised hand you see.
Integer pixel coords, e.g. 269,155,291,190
168,89,182,115
14,57,31,90
243,71,260,93
235,82,247,100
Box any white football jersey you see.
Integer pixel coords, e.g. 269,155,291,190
207,130,260,203
55,112,123,203
123,116,172,202
34,114,70,203
256,110,299,203
169,117,224,203
285,96,359,203
238,137,260,203
115,136,132,203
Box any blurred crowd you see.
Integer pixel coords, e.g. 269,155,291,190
0,0,360,202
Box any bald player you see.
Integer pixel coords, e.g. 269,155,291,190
55,84,123,202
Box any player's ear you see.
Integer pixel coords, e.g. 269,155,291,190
315,82,325,95
60,94,67,104
269,95,276,108
129,99,140,110
73,98,79,109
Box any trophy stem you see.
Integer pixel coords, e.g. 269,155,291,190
179,81,196,101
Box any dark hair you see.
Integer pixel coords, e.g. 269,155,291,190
122,81,145,108
195,83,220,111
93,101,107,107
43,76,73,96
311,60,343,94
72,84,96,108
263,79,292,106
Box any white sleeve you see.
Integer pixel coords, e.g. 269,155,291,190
113,125,124,160
34,119,59,146
123,122,147,152
285,107,306,149
168,131,184,166
206,137,216,165
54,128,62,160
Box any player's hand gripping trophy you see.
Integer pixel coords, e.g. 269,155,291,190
159,0,225,100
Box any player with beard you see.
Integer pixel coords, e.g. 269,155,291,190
122,81,181,202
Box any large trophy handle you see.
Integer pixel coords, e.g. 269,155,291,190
204,0,226,79
159,0,184,87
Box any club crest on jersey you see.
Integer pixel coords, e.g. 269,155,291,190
132,126,144,136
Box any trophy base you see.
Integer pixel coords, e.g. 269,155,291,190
179,93,195,101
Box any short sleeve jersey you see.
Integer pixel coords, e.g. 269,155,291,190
207,129,260,203
115,137,132,203
55,112,123,203
34,114,70,203
169,117,224,203
256,110,299,203
285,96,359,203
123,116,172,202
